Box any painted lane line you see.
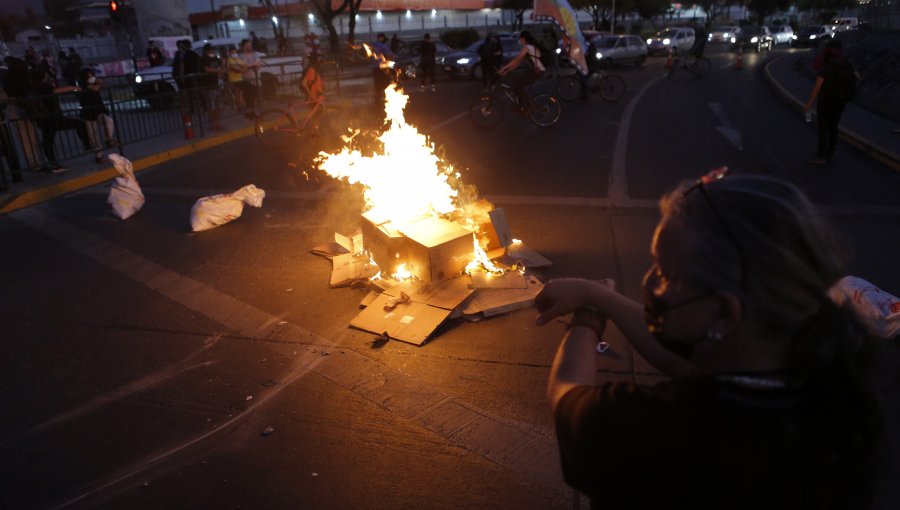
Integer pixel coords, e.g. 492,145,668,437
427,110,469,132
12,208,569,508
709,102,744,151
610,75,664,205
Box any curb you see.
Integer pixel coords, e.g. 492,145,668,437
763,57,900,173
0,125,258,214
0,94,372,214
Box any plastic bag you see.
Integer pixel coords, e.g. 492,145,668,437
190,184,266,232
828,276,900,339
107,154,145,220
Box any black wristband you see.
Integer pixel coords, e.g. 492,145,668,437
568,305,608,338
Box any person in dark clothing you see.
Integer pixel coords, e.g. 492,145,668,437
61,49,80,86
804,40,855,165
67,48,83,72
690,24,708,59
199,43,224,131
251,32,262,53
390,34,402,54
77,68,115,163
146,40,166,67
171,40,187,89
24,47,38,69
537,172,884,510
477,35,499,87
180,41,201,114
419,33,437,92
29,67,91,173
3,56,44,170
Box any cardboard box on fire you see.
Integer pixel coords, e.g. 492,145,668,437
363,214,473,284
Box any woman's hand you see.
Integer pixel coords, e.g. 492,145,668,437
534,278,614,326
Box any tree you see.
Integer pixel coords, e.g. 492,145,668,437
345,0,363,45
746,0,789,24
796,0,856,23
309,0,351,54
632,0,669,22
502,0,530,31
572,0,609,30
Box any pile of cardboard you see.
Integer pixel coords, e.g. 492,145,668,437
311,207,551,346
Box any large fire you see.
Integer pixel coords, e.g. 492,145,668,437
314,84,505,279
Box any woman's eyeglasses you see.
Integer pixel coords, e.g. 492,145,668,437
682,167,748,290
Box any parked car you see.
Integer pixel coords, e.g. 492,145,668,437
589,35,648,67
794,25,835,47
829,17,858,32
730,26,774,52
771,25,795,46
393,39,454,79
443,36,520,80
708,26,741,43
646,27,695,56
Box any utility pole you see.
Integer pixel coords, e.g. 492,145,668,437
611,0,616,34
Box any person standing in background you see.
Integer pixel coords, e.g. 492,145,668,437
78,68,116,164
238,39,262,118
199,43,224,131
419,33,437,93
804,40,857,165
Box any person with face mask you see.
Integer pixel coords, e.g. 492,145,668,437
534,171,887,509
199,43,224,131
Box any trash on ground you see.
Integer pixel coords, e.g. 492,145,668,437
829,275,900,339
190,184,266,232
107,154,145,220
262,426,275,436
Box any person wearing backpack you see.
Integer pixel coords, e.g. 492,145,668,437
803,40,857,165
498,31,546,114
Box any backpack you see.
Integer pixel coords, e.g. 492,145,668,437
831,61,857,103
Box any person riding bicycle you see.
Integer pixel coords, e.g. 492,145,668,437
299,55,325,136
689,25,708,59
498,31,546,113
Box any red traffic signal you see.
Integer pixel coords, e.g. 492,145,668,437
109,0,119,11
109,0,124,21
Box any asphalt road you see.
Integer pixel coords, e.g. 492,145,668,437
2,45,899,509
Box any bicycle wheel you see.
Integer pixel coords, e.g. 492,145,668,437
318,104,356,150
556,75,582,102
529,93,561,127
691,58,711,79
256,109,299,149
469,94,504,129
597,74,625,102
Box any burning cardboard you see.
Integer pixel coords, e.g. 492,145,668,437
397,217,473,283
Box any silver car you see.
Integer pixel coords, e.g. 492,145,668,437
590,35,648,67
771,25,795,46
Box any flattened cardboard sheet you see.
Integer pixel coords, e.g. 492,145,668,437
350,294,452,345
504,242,553,268
360,291,379,308
460,275,543,317
335,231,363,254
488,208,513,249
383,277,474,310
311,241,349,259
470,271,529,289
331,253,379,287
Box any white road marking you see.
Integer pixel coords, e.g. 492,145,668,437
610,75,663,205
427,110,469,132
709,102,744,151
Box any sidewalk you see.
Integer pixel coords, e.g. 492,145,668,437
0,75,375,214
764,54,900,172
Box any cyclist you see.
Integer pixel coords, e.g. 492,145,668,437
689,24,708,60
299,56,325,136
498,31,546,113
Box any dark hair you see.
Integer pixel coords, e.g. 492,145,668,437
377,33,387,41
78,67,94,85
68,47,76,53
424,33,431,40
519,30,538,47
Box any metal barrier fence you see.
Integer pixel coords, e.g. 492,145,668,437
0,65,356,189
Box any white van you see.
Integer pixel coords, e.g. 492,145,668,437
830,18,858,32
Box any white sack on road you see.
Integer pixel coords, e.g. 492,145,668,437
190,184,266,232
107,154,145,220
829,276,900,339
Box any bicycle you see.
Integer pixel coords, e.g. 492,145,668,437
667,49,711,80
469,78,562,129
255,98,353,149
556,69,626,102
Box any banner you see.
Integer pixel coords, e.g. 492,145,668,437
532,0,588,74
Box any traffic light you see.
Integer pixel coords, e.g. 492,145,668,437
109,0,122,22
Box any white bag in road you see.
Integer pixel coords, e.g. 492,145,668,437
107,154,145,220
829,276,900,339
190,184,266,232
